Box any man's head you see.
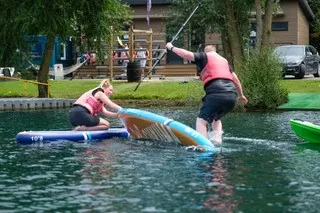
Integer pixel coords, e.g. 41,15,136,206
204,45,216,53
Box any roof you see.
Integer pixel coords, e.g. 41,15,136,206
299,0,315,21
121,0,170,5
122,0,315,21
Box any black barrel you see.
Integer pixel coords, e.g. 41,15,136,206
126,61,141,82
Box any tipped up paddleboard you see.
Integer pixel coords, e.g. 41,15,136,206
16,128,129,144
118,108,216,152
290,119,320,143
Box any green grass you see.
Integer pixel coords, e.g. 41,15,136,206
0,79,205,105
280,79,320,93
1,78,319,102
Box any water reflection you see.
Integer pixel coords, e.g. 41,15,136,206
203,155,237,213
78,143,117,181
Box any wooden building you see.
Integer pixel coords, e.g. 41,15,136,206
125,0,315,53
74,0,316,79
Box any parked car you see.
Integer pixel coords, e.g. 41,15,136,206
274,45,320,79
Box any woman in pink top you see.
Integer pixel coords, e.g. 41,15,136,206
70,79,122,131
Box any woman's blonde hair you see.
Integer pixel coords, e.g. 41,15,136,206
99,79,112,89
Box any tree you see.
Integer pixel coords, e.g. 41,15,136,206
0,0,131,97
308,0,320,32
168,0,255,68
255,0,278,48
308,0,320,50
168,0,281,66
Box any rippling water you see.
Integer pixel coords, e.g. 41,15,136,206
1,108,320,212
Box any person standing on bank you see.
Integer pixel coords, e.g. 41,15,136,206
120,44,129,73
70,79,122,131
136,43,147,77
165,42,248,145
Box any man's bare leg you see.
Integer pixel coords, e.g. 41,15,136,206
210,120,223,145
196,117,208,138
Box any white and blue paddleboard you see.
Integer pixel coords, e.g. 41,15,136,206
118,108,216,152
16,128,129,144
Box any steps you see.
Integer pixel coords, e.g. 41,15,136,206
72,65,124,79
154,64,197,77
72,64,197,79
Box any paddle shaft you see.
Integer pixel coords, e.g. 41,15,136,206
134,4,201,91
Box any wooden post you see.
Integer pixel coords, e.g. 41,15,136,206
148,29,153,77
108,35,114,82
129,26,135,62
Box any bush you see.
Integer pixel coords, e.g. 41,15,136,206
236,47,288,110
17,69,37,80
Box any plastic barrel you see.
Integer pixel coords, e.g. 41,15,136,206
126,61,141,82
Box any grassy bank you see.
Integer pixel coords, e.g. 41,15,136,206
280,79,320,93
0,78,319,106
0,79,204,106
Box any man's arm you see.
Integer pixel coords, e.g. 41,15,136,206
166,42,195,61
231,72,248,104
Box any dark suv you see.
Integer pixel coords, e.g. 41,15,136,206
274,45,320,79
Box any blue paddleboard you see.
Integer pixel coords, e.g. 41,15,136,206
118,108,216,152
16,128,129,144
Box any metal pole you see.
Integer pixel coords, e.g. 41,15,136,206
134,4,200,92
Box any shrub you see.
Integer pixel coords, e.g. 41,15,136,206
235,47,288,110
17,69,37,80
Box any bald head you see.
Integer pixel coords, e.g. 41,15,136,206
204,45,216,53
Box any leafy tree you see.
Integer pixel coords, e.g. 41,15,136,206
0,0,131,97
254,0,278,49
168,0,255,67
167,0,282,65
308,0,320,32
308,0,320,50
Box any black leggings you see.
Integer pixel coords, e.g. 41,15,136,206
69,105,100,127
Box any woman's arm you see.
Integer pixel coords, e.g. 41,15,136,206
101,107,118,117
95,91,122,112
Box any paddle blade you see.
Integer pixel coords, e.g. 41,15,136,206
117,37,124,47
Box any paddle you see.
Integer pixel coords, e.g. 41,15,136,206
133,4,201,92
117,36,125,47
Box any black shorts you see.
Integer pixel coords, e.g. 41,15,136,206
198,92,237,123
69,105,100,127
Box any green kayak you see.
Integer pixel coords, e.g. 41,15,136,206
290,119,320,143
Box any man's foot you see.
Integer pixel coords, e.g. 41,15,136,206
209,130,223,145
185,145,206,152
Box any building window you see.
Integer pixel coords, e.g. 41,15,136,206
272,22,288,31
60,43,66,60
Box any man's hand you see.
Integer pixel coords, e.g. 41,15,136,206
166,42,173,50
239,96,248,105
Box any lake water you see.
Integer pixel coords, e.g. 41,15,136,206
1,108,320,213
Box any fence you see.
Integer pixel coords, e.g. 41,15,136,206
0,75,50,97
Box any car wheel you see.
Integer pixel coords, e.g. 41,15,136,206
314,64,320,77
295,64,305,79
